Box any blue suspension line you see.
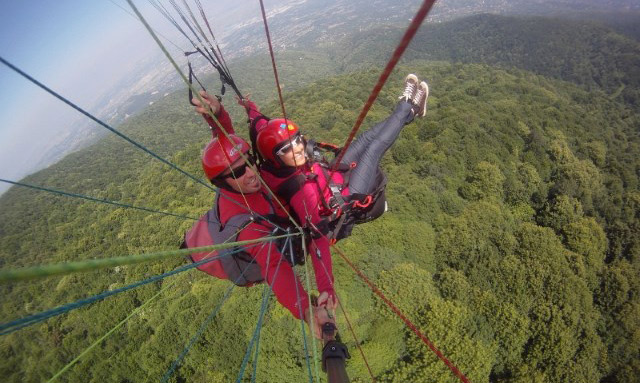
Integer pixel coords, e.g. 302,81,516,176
0,56,284,230
236,239,285,383
161,237,287,382
160,282,237,383
0,178,203,222
236,281,273,383
0,56,212,192
0,245,259,336
291,237,315,382
251,332,261,383
159,240,271,382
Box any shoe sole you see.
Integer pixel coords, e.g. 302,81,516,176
415,81,429,117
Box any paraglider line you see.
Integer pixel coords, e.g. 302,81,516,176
331,0,436,172
315,253,376,382
235,241,282,383
258,0,288,121
128,0,302,232
333,245,470,383
0,234,296,282
47,283,173,382
0,56,215,192
0,178,204,223
0,244,261,336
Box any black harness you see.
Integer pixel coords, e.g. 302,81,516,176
267,140,387,243
181,192,305,286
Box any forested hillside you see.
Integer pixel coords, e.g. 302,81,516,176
334,14,640,108
1,12,639,383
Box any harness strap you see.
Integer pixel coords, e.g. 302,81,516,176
318,165,347,214
316,141,341,154
186,50,229,106
187,58,207,106
308,218,331,239
268,142,388,244
353,194,373,209
327,213,348,244
277,173,309,203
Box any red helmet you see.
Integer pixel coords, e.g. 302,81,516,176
256,118,300,164
202,135,250,180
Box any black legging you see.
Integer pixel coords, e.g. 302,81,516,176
340,101,414,195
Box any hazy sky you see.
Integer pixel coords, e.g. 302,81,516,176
0,0,295,195
0,1,163,186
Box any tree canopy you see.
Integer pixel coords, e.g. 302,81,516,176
1,13,639,383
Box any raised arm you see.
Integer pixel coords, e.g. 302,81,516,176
192,90,235,137
236,95,269,136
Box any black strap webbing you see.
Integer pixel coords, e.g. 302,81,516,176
277,174,309,202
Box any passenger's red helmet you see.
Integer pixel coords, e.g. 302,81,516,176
202,135,251,180
256,118,300,164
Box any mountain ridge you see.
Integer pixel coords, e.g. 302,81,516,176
331,13,640,107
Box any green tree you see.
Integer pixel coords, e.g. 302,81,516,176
459,161,506,201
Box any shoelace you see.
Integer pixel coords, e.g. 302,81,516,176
401,82,417,100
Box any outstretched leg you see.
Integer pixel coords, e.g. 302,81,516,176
343,77,428,195
341,101,414,165
343,101,414,195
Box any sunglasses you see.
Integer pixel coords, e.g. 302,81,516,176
276,134,304,156
217,156,256,180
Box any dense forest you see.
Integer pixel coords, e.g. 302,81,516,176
333,14,640,109
1,12,639,383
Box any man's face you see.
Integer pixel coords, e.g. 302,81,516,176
221,155,261,194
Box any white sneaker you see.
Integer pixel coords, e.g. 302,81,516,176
399,74,419,102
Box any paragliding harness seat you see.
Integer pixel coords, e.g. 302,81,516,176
180,193,304,286
276,139,388,243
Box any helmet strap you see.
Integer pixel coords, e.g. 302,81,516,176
275,155,287,168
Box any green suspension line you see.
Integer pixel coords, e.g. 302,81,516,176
0,233,297,282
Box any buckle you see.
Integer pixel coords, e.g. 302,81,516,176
353,195,373,209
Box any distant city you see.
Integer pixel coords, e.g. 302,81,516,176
9,0,636,196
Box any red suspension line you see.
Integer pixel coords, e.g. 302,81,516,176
258,0,461,380
333,246,471,383
332,0,437,171
313,246,376,381
336,297,376,382
259,0,288,121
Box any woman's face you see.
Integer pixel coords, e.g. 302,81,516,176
277,135,307,167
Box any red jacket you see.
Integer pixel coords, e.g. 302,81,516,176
217,188,309,319
205,105,235,136
259,165,341,297
203,105,310,319
207,102,338,298
244,101,339,298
